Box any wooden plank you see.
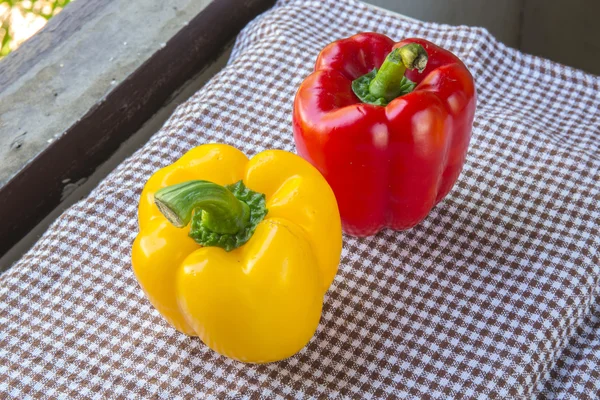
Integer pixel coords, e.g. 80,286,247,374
0,0,275,257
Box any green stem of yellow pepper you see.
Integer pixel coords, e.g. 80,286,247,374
154,180,267,251
154,180,250,233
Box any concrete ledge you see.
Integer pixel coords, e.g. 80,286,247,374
0,47,232,272
0,0,275,256
1,0,214,185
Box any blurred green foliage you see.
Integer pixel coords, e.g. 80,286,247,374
1,0,73,58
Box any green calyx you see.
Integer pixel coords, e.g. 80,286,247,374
352,70,416,106
154,180,267,252
351,43,428,106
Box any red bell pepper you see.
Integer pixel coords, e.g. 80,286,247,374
293,32,476,236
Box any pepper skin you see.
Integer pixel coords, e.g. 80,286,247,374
131,144,342,363
293,33,476,236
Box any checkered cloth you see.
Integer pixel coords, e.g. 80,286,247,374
2,0,600,398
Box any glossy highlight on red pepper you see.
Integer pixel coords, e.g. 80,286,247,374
293,32,477,236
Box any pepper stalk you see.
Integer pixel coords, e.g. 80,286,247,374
154,180,267,251
352,43,428,106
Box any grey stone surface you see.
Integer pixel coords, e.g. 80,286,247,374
0,48,231,271
0,0,213,186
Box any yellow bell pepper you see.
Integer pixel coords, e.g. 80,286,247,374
131,144,342,363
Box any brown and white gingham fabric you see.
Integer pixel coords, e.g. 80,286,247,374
2,0,600,398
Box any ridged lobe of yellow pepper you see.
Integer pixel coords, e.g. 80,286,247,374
131,144,342,363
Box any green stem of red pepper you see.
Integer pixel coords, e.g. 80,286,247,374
352,43,428,106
